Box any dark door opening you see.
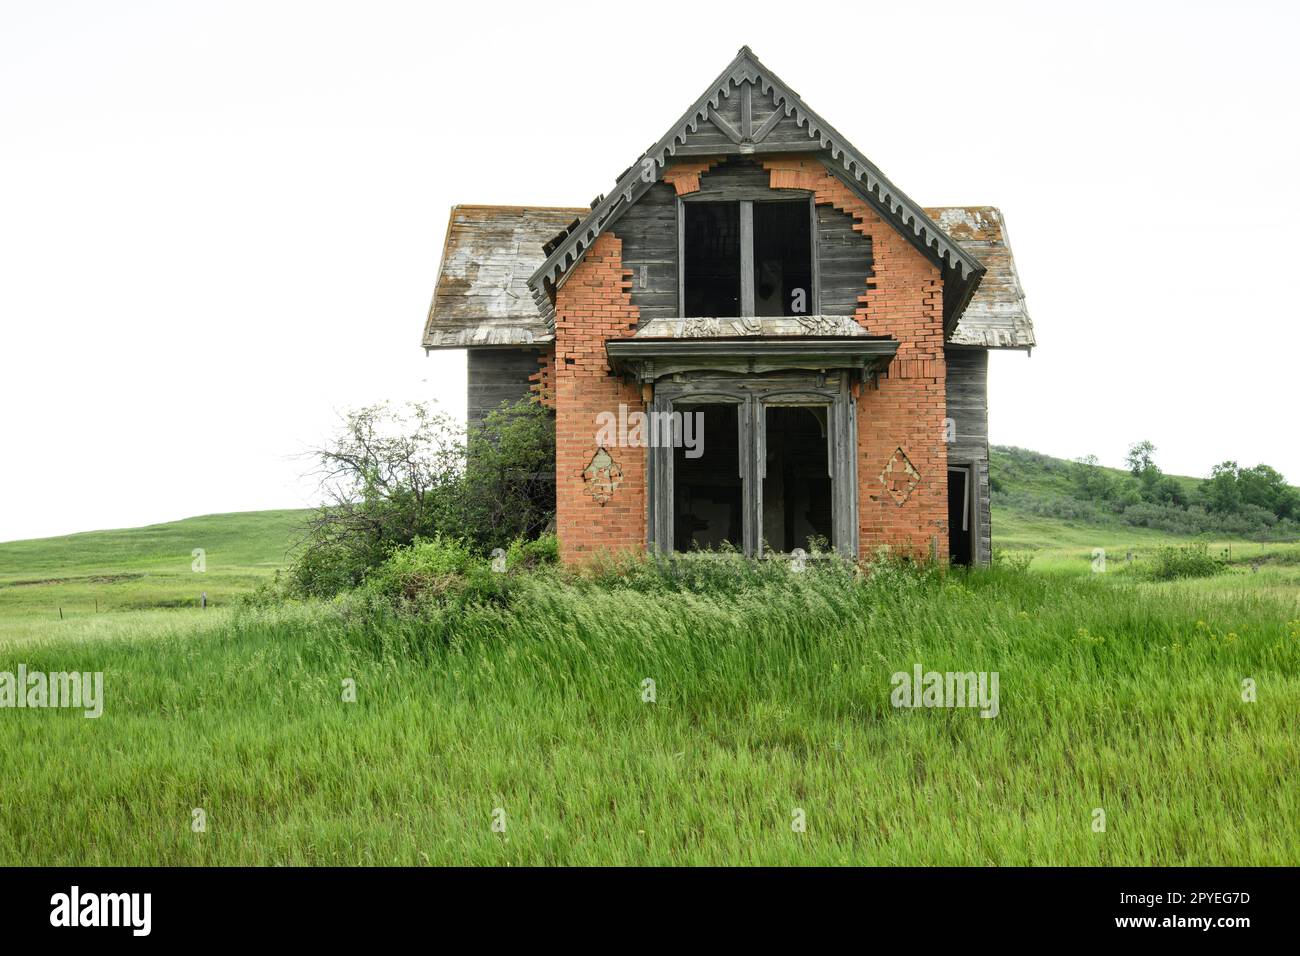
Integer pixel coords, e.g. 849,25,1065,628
673,404,742,551
683,202,740,317
753,201,813,317
948,466,972,566
762,406,833,552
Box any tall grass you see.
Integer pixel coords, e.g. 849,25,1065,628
1,560,1297,865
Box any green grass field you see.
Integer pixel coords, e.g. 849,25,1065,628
0,510,306,645
1,475,1297,865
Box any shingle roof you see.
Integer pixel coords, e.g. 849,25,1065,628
925,206,1034,349
421,205,584,349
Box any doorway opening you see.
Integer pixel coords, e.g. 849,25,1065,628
948,465,972,566
673,403,742,551
762,406,833,553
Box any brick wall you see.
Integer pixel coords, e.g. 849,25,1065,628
528,346,555,408
764,157,948,560
553,233,646,562
551,159,948,564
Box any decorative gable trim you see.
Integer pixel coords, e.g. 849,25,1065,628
526,47,985,331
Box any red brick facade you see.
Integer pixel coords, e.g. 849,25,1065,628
762,157,949,560
553,233,647,561
549,156,947,564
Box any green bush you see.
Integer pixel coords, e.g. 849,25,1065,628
507,533,559,570
289,536,374,598
291,399,555,597
1141,543,1228,581
456,401,556,552
362,535,479,603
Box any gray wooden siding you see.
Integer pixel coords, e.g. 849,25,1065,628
617,180,679,325
758,111,819,147
817,204,872,316
467,347,541,424
945,346,992,565
688,157,774,196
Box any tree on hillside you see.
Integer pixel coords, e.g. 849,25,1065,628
1202,461,1242,514
1123,439,1187,507
1125,440,1157,477
1069,455,1124,505
1236,463,1300,520
1196,460,1299,518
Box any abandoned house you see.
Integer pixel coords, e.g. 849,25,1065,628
421,47,1034,565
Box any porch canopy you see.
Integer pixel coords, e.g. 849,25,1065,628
605,316,898,382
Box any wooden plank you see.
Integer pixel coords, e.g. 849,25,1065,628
466,348,542,423
739,200,755,317
944,346,992,565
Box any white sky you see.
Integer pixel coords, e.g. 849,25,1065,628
2,0,1297,542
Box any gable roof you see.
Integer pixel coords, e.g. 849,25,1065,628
423,204,1033,351
525,47,987,330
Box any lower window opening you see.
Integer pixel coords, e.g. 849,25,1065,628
673,404,742,552
762,406,833,553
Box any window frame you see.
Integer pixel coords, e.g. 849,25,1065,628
677,194,820,318
648,372,858,559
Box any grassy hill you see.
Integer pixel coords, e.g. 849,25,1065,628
0,509,309,643
990,445,1203,502
989,445,1300,599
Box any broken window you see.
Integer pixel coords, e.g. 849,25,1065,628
673,403,742,551
682,199,814,317
683,202,740,317
753,202,813,317
762,406,833,552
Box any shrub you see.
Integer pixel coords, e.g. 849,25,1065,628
289,536,374,598
291,399,555,597
362,535,479,603
506,533,559,571
454,401,557,552
1140,543,1227,581
992,547,1034,573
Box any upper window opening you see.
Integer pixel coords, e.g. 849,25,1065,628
753,201,812,317
682,198,813,318
683,202,740,317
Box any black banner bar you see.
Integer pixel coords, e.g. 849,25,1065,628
0,866,1283,942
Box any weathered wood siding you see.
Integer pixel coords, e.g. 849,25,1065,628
688,157,774,196
945,346,992,565
467,347,540,424
617,180,678,324
816,203,873,316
